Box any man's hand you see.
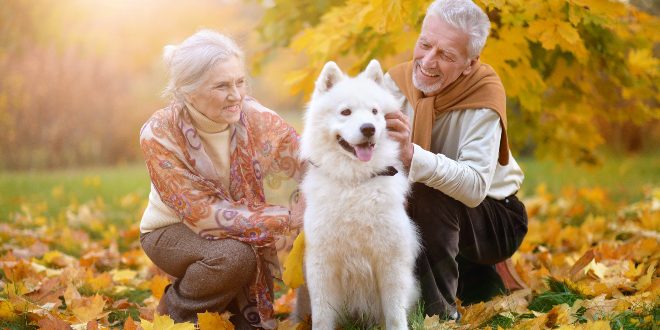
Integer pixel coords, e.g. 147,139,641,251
385,111,414,169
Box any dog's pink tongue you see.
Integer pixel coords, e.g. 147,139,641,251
355,144,374,162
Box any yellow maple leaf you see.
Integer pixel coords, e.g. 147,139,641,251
197,311,234,330
423,314,443,329
149,274,170,300
282,231,305,289
71,294,105,323
0,300,16,321
635,261,657,292
111,269,137,284
64,283,82,308
141,313,196,330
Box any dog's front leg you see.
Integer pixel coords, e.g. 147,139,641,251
378,268,414,330
306,261,341,330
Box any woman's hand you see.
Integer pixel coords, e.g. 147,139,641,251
385,111,414,169
289,189,306,230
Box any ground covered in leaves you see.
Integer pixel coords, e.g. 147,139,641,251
0,181,658,329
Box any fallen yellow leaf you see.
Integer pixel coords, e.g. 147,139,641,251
111,269,137,284
71,294,105,323
141,313,196,330
0,300,16,321
197,311,234,330
282,231,305,289
149,274,170,300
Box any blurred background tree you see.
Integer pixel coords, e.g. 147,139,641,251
0,0,657,170
254,0,660,164
0,0,301,169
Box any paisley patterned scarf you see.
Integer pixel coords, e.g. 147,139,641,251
140,97,303,328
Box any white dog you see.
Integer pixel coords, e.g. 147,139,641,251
300,60,421,330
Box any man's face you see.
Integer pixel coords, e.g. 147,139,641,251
412,14,476,96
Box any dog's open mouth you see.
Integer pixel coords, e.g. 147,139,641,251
337,135,375,162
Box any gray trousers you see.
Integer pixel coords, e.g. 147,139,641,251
140,223,260,328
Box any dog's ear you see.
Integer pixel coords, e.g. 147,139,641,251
363,59,384,85
315,61,344,94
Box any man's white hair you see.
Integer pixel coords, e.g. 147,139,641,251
425,0,491,59
162,29,244,101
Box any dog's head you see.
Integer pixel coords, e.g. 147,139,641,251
302,60,400,167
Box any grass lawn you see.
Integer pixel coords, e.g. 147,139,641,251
0,152,657,219
517,151,659,202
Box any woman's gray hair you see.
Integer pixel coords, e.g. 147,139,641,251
162,29,244,101
425,0,491,59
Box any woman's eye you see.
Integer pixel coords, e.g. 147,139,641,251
372,108,378,115
341,109,352,116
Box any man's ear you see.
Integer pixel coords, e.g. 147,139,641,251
462,56,479,75
362,59,384,85
315,61,344,94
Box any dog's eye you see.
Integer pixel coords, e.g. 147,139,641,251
372,108,378,115
341,109,352,116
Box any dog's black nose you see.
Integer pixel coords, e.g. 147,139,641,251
360,124,375,137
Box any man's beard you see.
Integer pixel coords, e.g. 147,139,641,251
412,60,444,95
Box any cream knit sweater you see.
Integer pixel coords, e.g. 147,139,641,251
140,103,231,233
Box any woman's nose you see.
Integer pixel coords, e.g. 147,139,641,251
227,86,240,101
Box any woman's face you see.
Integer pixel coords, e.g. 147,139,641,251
187,56,246,124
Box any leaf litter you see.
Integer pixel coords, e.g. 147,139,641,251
0,185,657,329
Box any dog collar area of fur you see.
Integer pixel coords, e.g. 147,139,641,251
306,160,398,178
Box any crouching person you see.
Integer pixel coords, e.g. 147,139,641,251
139,29,304,329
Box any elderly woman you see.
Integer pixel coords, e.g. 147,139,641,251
139,30,303,329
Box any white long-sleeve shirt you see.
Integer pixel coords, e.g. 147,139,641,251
384,74,524,207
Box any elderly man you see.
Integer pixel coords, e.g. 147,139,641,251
385,0,528,320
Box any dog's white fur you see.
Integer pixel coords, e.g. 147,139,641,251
301,60,421,330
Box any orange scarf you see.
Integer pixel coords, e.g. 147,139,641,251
389,60,509,165
140,98,303,328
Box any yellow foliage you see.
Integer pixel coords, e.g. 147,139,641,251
141,313,196,330
149,274,171,300
282,231,306,289
0,300,17,321
111,269,137,284
257,0,660,162
71,294,105,323
197,311,235,330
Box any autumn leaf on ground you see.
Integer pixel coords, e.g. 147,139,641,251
71,294,106,323
140,313,196,330
0,300,17,321
149,274,170,300
197,311,234,330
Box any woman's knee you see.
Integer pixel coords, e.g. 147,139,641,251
201,239,257,281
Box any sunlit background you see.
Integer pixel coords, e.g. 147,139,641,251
1,0,658,171
0,1,658,329
1,0,306,169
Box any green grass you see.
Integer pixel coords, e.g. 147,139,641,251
1,152,657,220
0,163,150,219
517,151,659,202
